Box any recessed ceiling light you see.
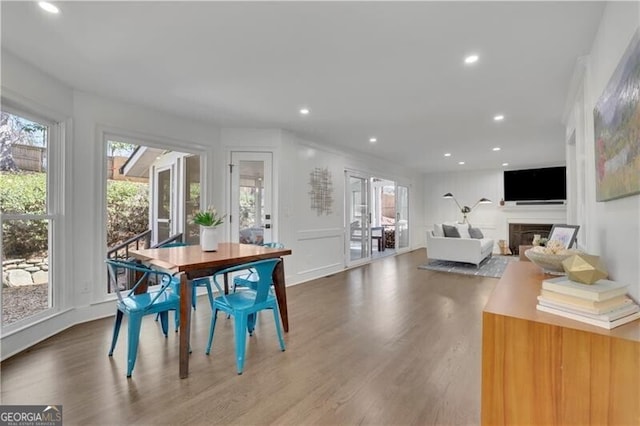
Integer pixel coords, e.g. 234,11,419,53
444,153,451,157
369,137,377,143
458,161,465,165
502,162,509,167
464,54,479,65
494,114,505,121
38,2,59,13
299,108,310,115
493,147,501,151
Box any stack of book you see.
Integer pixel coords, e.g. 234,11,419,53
537,277,640,329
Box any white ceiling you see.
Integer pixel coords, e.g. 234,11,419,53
1,1,605,173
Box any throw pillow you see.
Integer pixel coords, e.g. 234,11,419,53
456,223,471,239
442,224,460,238
433,224,444,237
469,227,484,239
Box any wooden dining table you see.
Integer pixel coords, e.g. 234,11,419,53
129,242,292,378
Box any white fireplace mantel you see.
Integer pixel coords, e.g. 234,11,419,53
492,205,568,250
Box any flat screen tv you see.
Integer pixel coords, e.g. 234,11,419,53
504,166,566,202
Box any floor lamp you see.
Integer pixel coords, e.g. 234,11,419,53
443,193,492,224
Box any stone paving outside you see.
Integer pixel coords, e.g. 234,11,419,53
2,256,49,325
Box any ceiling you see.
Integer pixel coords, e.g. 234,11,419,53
1,1,605,173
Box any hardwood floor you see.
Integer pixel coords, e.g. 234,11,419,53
0,249,497,425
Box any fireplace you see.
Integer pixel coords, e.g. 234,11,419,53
509,223,553,255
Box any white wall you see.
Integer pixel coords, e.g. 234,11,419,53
424,169,568,252
222,129,425,284
566,1,640,301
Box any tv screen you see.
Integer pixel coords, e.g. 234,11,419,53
504,166,566,202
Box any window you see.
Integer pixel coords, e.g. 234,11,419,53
1,109,59,327
104,135,201,293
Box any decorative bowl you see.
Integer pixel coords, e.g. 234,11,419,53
524,248,581,274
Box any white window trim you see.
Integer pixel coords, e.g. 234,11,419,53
0,102,69,335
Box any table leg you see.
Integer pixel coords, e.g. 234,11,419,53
179,273,192,378
273,259,289,332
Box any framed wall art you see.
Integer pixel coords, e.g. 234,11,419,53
593,29,640,202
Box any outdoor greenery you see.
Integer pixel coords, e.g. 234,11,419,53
0,172,47,256
1,172,149,256
106,180,149,247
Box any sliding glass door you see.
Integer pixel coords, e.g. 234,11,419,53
396,185,409,250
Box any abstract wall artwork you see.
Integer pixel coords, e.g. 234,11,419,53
594,29,640,201
308,167,333,215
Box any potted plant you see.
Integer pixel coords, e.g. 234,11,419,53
192,207,226,251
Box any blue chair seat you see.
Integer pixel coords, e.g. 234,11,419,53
160,242,214,311
152,242,215,331
117,291,179,313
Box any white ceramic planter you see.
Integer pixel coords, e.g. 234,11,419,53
200,226,219,251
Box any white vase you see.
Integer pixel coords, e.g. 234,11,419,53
200,226,219,251
532,234,541,246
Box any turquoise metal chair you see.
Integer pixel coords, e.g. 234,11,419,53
232,242,284,292
106,259,180,377
160,242,215,311
205,258,285,375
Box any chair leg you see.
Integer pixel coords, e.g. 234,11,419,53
205,280,215,311
158,311,169,337
247,313,256,336
108,310,124,356
205,308,219,355
234,314,248,375
174,308,180,332
192,282,197,310
272,307,286,352
126,313,143,377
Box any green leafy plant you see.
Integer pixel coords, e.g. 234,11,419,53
192,207,225,227
106,180,149,247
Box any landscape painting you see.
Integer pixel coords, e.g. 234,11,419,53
594,29,640,202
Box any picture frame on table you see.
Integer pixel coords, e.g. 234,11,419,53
548,224,580,249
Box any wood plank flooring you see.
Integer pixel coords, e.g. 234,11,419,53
0,249,498,425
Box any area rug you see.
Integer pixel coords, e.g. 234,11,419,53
418,256,518,278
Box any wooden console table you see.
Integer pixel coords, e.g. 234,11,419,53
482,262,640,425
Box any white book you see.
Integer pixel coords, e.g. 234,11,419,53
542,277,628,302
537,297,640,321
536,304,640,330
539,290,630,313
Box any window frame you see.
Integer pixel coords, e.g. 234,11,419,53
0,102,68,334
98,128,210,300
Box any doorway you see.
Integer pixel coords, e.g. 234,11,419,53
345,172,410,266
230,152,274,245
